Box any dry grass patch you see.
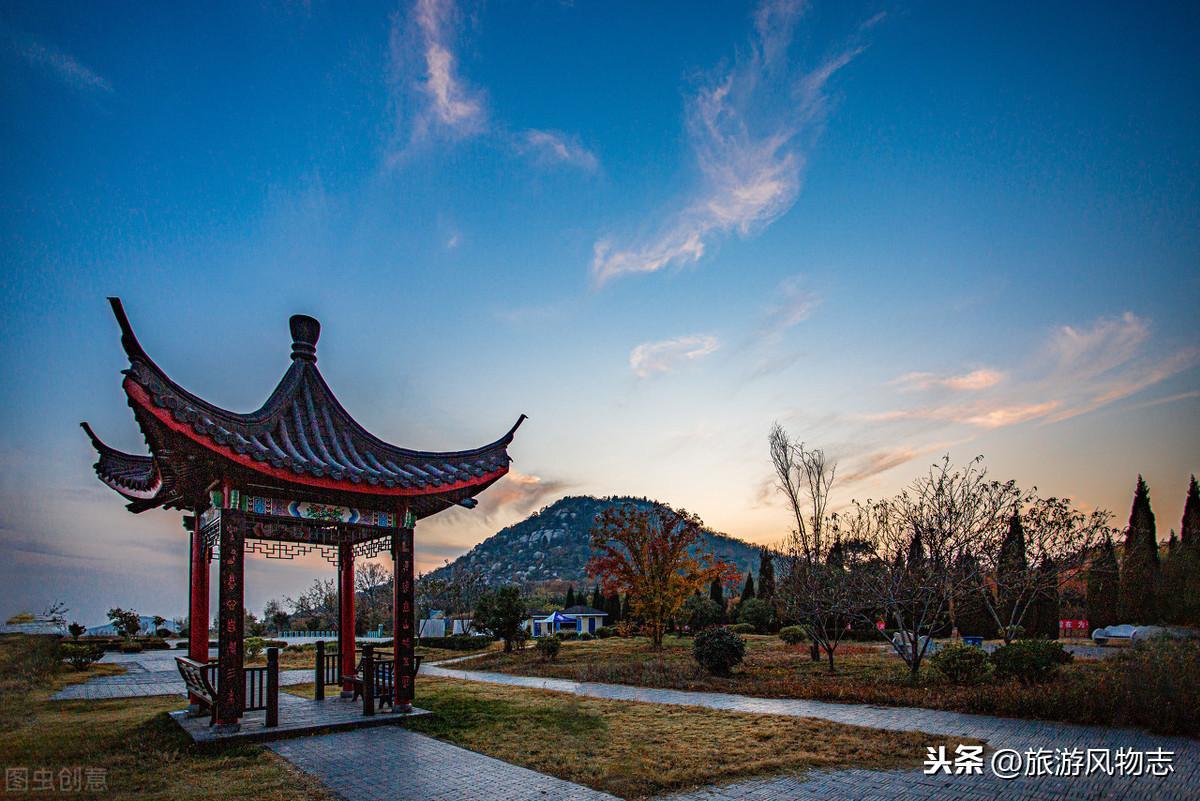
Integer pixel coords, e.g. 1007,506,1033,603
458,634,1178,733
383,676,974,799
0,636,331,801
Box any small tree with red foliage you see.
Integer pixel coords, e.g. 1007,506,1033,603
587,503,738,650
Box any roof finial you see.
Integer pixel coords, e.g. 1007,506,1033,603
289,314,320,362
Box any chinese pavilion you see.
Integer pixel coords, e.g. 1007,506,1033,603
82,298,523,730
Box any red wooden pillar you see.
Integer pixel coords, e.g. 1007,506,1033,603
214,515,244,730
338,542,356,696
393,525,415,712
187,516,210,707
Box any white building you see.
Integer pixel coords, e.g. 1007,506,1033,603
526,605,607,637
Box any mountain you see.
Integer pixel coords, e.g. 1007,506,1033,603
427,495,762,587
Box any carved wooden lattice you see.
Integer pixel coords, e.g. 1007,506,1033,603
244,539,339,564
353,536,392,560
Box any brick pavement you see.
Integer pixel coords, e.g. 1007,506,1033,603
268,727,617,801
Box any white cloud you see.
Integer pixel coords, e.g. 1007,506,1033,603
591,0,870,286
630,335,720,378
9,33,112,94
519,129,599,172
389,0,486,152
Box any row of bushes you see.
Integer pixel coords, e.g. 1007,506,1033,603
74,636,171,652
417,635,488,651
930,640,1072,685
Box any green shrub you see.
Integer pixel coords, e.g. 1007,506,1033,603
990,639,1072,684
578,632,595,641
1,636,62,684
536,636,561,662
119,641,143,654
174,639,189,650
693,627,746,676
245,637,265,659
595,626,614,639
683,595,723,632
60,642,104,670
1094,636,1200,736
558,631,579,641
67,623,86,640
736,598,773,633
136,637,170,650
728,623,756,635
260,638,287,650
931,642,992,684
155,627,172,638
418,635,487,651
778,626,808,645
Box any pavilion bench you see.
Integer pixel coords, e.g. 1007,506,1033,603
175,649,280,728
176,656,217,725
341,646,422,716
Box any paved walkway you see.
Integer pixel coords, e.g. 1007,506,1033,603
268,727,617,801
51,649,312,700
426,660,1199,800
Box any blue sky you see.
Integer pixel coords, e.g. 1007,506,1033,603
1,1,1197,625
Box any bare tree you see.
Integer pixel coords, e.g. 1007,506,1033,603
286,577,337,629
843,456,1018,680
978,496,1112,643
356,561,393,633
770,424,856,670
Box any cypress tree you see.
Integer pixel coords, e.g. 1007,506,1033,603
953,553,997,639
607,591,622,623
1028,558,1060,639
757,549,776,602
1183,476,1200,547
590,584,603,610
1181,477,1200,624
741,572,756,602
1086,536,1120,631
565,586,576,608
997,513,1028,637
1118,475,1160,624
620,593,632,622
709,578,725,621
1161,532,1183,623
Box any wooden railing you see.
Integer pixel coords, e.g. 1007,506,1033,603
313,640,343,700
193,647,279,727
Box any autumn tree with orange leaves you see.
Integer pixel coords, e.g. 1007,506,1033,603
587,503,739,650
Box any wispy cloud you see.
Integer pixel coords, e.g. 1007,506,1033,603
388,0,487,154
6,30,112,94
761,275,821,339
630,335,719,378
591,0,874,286
518,129,599,172
866,312,1198,432
892,368,1005,392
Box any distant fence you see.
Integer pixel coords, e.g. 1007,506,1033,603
278,626,385,640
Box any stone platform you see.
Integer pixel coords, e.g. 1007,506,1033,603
170,692,430,745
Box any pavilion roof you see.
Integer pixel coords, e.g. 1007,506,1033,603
84,298,524,515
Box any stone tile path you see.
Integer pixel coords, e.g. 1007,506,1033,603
427,661,1199,800
51,649,312,701
268,727,617,801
